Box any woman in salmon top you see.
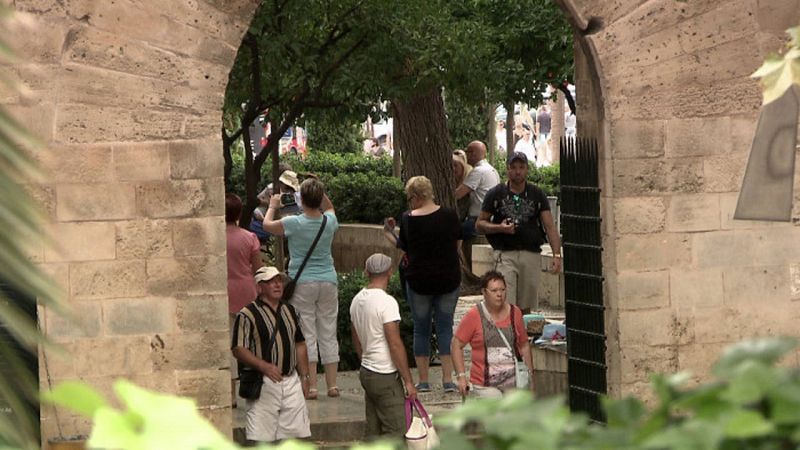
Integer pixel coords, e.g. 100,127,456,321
451,270,534,397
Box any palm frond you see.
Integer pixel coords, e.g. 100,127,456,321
0,4,64,449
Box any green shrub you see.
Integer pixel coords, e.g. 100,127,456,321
337,270,413,371
325,172,405,224
283,151,393,177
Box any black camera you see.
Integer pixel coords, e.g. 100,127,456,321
280,193,297,207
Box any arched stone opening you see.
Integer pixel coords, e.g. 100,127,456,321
4,0,800,444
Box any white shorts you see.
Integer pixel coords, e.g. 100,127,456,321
245,372,310,442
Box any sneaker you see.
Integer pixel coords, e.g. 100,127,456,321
415,382,431,392
442,382,457,393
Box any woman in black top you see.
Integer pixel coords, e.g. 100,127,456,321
384,176,462,393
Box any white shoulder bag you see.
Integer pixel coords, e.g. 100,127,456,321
480,302,530,389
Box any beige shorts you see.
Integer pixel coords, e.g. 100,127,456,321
245,372,310,442
493,250,542,310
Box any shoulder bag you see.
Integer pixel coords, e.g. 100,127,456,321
405,398,439,450
282,214,328,301
479,302,530,389
238,303,283,400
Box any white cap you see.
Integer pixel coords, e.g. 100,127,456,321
254,266,283,283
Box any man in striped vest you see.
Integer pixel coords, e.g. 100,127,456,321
232,266,311,443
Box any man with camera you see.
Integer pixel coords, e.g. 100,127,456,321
476,152,562,314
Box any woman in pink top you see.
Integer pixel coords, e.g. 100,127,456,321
226,193,263,314
226,193,263,407
451,270,533,397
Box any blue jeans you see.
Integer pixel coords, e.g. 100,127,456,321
405,283,459,357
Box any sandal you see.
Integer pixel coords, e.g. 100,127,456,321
327,386,340,398
306,388,318,400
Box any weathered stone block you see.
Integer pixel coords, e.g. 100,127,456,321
757,0,800,33
619,344,678,384
199,407,233,439
104,297,176,336
665,158,705,194
169,139,225,180
6,102,56,143
670,268,724,308
136,179,222,219
176,369,230,407
34,145,113,184
665,117,731,158
113,143,170,182
56,183,137,221
612,159,666,196
4,16,68,63
693,306,743,345
723,265,790,306
115,219,174,259
176,294,229,332
610,120,665,159
791,263,800,300
45,300,102,341
666,194,720,232
151,331,229,372
72,336,153,377
56,104,185,144
172,217,226,257
617,309,676,346
70,260,147,300
703,153,747,193
691,230,756,268
146,255,227,296
26,183,56,216
39,262,69,294
617,270,670,310
614,197,666,234
44,221,116,262
678,342,728,381
616,233,691,271
719,192,793,230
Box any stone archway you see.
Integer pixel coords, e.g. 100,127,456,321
5,0,800,443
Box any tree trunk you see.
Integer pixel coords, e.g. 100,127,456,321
391,86,454,210
485,102,496,161
550,94,565,164
504,99,515,164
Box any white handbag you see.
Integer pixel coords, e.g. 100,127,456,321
405,398,439,450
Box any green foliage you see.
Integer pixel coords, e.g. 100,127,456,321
336,270,414,371
751,25,800,104
445,91,490,150
305,110,365,155
285,152,393,177
490,152,561,196
325,173,405,224
436,337,800,450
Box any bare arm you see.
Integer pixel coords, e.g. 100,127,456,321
385,321,417,400
455,184,473,200
232,346,283,383
320,193,334,214
262,194,285,236
451,336,469,396
540,210,562,274
351,325,363,359
476,210,515,235
295,341,311,398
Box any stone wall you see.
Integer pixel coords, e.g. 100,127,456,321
331,224,403,274
562,0,800,401
4,0,258,441
6,0,800,442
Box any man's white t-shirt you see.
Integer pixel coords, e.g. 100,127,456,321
463,159,501,217
349,288,402,374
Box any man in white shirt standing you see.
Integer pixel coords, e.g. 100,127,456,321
456,141,501,265
350,253,417,437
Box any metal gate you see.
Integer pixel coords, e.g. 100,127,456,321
559,137,606,422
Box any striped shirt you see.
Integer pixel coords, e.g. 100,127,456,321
232,299,305,376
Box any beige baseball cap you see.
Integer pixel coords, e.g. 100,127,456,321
254,266,284,283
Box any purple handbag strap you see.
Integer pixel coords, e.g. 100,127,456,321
405,398,433,430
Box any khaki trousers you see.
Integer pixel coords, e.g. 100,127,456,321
493,250,541,310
